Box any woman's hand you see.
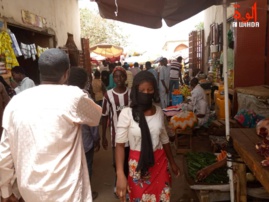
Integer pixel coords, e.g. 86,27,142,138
171,162,180,178
162,143,180,178
116,174,128,202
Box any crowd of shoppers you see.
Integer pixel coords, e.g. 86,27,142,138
0,51,209,202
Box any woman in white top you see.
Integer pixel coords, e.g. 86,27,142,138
115,71,180,202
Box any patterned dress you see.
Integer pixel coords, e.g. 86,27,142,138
116,105,172,202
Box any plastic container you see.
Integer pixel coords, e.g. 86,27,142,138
214,90,224,104
216,98,231,120
172,94,183,106
218,85,224,91
214,85,224,103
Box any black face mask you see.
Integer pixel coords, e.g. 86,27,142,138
137,92,154,108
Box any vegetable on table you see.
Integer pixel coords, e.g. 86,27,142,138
186,152,229,184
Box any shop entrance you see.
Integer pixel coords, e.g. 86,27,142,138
7,24,56,84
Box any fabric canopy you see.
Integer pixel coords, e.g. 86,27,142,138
90,44,123,58
92,0,237,28
90,52,106,60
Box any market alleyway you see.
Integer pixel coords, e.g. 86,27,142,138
91,127,212,202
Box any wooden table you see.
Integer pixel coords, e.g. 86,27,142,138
164,113,194,154
230,128,269,201
174,128,192,154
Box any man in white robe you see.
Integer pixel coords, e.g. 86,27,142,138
0,48,102,202
187,78,210,127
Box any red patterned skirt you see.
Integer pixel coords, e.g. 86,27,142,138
128,149,171,202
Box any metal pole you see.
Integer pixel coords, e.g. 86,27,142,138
223,1,234,201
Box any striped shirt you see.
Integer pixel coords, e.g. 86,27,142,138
102,88,130,147
169,61,182,80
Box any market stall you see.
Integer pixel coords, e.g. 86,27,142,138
185,152,230,202
0,19,52,84
0,23,20,83
230,128,269,201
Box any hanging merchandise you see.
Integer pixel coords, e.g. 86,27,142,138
20,43,31,59
0,31,19,69
30,44,37,61
37,45,49,57
20,43,37,61
9,30,22,57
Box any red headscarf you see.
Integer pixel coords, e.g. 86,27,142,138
112,66,127,77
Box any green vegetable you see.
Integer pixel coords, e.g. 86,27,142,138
186,152,229,184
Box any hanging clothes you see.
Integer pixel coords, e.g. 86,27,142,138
30,44,37,61
9,31,22,57
20,43,37,61
20,43,31,59
0,31,19,69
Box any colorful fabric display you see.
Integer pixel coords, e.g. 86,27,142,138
162,104,183,117
169,111,198,130
0,31,19,69
37,46,49,57
234,109,265,128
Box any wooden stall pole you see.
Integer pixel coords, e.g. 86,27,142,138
233,158,247,202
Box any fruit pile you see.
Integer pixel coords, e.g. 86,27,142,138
172,89,181,95
180,85,191,98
